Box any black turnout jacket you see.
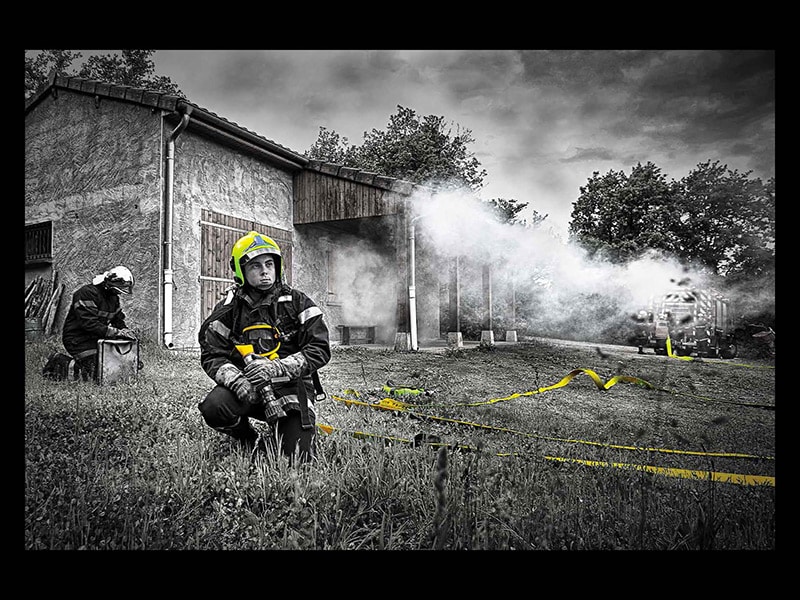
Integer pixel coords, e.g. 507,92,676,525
199,282,331,421
62,282,127,359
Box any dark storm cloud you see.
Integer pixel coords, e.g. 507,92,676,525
590,50,775,176
328,50,408,88
633,50,774,143
139,49,773,233
518,50,640,89
434,51,524,99
212,51,294,94
508,49,774,182
561,147,616,163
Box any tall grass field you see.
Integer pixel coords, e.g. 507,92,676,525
24,338,775,550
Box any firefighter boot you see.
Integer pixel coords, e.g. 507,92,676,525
216,416,258,453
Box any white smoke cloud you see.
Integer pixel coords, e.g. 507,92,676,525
324,186,772,344
330,235,397,335
407,187,766,342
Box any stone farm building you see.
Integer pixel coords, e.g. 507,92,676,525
25,74,448,351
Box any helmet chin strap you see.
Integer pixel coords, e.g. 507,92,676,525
245,281,278,297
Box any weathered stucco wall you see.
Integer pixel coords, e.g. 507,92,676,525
170,131,295,348
292,226,342,343
25,84,425,351
25,92,164,341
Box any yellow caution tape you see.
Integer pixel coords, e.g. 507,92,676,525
412,411,774,460
664,335,775,370
374,397,413,411
329,395,773,461
665,336,695,361
314,422,773,487
543,455,774,487
334,360,774,412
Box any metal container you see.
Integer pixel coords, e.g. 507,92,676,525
97,339,139,385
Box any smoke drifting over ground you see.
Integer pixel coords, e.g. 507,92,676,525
411,189,772,342
329,233,398,341
327,187,773,344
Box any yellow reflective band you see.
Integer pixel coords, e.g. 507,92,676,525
662,335,774,370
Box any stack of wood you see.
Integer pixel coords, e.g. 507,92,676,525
24,271,65,336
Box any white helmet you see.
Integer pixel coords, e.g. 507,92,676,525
102,265,134,294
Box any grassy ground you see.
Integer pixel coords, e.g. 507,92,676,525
24,336,775,550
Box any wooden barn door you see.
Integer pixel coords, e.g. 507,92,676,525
200,209,293,320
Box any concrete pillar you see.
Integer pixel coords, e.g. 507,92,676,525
394,332,411,351
447,255,462,346
481,262,494,346
447,331,463,347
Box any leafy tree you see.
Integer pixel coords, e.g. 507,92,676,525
306,106,548,228
569,160,774,280
25,49,182,100
25,50,82,98
569,162,679,262
305,105,487,193
305,127,355,165
486,198,547,227
672,160,774,279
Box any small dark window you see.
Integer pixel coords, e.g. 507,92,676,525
25,221,52,264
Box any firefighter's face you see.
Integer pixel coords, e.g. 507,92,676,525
244,255,276,290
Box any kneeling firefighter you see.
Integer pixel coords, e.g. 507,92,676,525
198,231,331,463
61,265,137,381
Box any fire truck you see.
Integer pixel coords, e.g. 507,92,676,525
634,288,738,359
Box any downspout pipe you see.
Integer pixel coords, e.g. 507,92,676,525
408,214,427,352
163,103,192,348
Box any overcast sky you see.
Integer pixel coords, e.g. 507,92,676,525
71,49,778,238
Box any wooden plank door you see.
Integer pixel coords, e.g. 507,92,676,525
200,209,293,320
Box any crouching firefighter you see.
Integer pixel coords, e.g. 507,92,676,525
198,230,331,464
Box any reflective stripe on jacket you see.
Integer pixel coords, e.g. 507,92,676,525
198,283,331,420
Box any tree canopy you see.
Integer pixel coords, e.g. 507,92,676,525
306,105,487,192
306,105,546,226
25,50,182,99
569,160,775,282
486,198,547,227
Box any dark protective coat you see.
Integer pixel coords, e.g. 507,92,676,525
198,282,331,426
62,283,127,360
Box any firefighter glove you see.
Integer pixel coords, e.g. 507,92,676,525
276,352,309,379
243,357,284,390
106,326,137,340
216,363,258,404
117,328,137,340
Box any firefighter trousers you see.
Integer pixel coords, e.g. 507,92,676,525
198,384,315,463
